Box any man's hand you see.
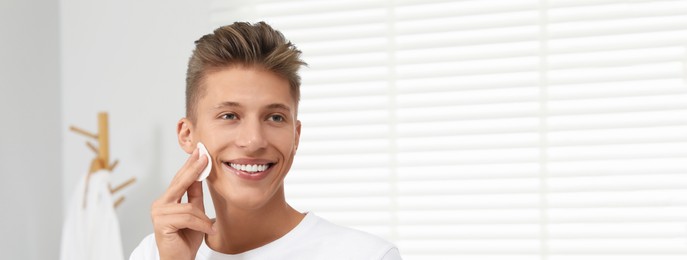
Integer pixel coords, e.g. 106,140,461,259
151,148,215,260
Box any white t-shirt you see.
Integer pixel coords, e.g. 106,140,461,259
130,213,402,260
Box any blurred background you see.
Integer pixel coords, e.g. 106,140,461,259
2,0,687,259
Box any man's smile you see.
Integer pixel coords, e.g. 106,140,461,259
229,163,270,173
221,158,277,179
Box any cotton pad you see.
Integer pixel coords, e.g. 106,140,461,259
197,142,212,182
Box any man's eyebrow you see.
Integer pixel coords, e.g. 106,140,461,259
214,101,291,112
214,101,241,109
266,103,291,112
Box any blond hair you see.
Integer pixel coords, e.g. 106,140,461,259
185,21,306,120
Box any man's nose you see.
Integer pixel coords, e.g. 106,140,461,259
235,118,268,151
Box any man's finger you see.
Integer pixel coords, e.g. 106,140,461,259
152,203,210,223
187,180,205,213
160,148,199,203
159,213,215,235
160,148,208,203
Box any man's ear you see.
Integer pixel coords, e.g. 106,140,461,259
177,118,195,154
294,120,301,151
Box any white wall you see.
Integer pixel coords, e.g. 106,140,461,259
0,0,62,259
60,0,212,256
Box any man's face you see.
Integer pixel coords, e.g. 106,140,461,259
184,66,300,210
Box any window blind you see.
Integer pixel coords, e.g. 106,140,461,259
211,0,687,259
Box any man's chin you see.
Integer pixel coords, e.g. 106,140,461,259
214,186,278,211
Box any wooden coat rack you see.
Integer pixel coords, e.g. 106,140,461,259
70,112,136,208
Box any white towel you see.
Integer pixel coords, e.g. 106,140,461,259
60,170,124,260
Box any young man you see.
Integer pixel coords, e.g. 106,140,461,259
130,22,401,259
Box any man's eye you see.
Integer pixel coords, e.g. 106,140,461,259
220,113,237,120
268,114,285,122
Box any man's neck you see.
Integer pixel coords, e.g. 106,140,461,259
204,190,304,254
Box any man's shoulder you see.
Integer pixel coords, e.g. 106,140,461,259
307,214,390,244
292,213,399,259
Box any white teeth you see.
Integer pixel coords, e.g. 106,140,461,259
230,163,269,173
